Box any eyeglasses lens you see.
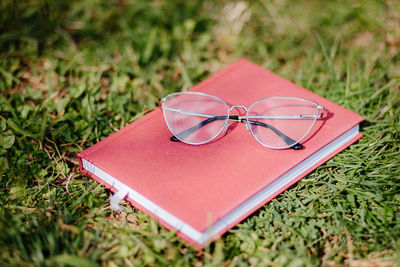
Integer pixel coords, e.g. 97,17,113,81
163,93,229,144
247,98,318,148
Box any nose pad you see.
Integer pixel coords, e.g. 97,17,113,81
245,121,251,131
222,120,229,134
247,120,258,136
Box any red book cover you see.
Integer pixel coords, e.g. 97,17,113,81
78,59,364,248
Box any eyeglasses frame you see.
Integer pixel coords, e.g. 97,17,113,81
160,92,325,149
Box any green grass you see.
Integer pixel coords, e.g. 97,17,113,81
1,0,399,266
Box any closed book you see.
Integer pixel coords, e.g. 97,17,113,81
78,59,364,248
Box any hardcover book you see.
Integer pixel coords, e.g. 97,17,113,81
78,59,364,248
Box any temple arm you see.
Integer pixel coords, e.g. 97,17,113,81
164,107,322,120
169,115,304,150
163,107,324,149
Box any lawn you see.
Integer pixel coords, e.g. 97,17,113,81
0,0,399,266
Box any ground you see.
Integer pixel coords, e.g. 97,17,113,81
0,0,399,266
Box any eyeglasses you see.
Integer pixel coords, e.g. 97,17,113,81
159,92,325,149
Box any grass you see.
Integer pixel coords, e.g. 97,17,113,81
0,0,399,266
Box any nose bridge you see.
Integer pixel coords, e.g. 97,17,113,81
229,105,248,113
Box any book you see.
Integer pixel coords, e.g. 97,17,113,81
78,59,364,248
